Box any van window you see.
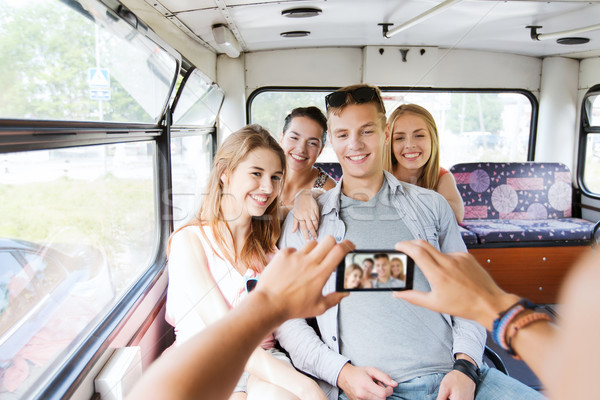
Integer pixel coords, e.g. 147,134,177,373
169,69,220,229
0,143,157,397
249,89,533,168
581,92,600,193
172,70,224,127
170,133,214,228
0,0,178,123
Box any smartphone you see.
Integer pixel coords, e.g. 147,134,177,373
336,250,414,292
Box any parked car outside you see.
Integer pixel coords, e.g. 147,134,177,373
0,238,115,397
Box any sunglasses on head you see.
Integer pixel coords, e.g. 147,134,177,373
325,87,378,109
246,277,258,293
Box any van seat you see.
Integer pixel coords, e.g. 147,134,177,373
315,162,342,182
459,226,479,245
450,162,594,245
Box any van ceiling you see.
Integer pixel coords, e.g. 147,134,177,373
126,0,600,59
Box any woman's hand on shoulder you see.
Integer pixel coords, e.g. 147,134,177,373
291,189,321,240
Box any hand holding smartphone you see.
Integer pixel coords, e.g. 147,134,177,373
336,250,414,292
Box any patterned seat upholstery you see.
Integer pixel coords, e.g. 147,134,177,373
450,162,594,244
459,226,479,245
315,162,343,182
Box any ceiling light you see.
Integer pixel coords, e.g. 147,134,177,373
557,37,590,45
211,24,242,58
280,31,310,38
282,7,322,18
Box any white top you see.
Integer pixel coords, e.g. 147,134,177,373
166,225,274,347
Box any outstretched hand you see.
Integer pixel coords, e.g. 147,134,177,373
257,236,353,321
392,240,519,330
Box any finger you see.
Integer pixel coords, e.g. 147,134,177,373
292,217,299,233
305,239,354,289
308,219,318,239
300,220,311,241
313,239,354,275
366,381,394,399
395,240,441,265
296,239,318,256
310,209,320,222
317,292,349,314
303,235,337,262
395,240,447,279
392,290,433,309
367,367,397,388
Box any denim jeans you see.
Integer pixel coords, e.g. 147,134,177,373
339,365,546,400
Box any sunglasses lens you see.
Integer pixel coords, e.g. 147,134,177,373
326,91,348,108
352,87,376,103
246,278,258,292
326,87,377,108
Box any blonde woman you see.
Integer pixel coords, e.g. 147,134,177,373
385,104,464,223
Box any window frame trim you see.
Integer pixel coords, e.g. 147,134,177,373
246,86,539,161
577,83,600,199
171,68,225,129
0,119,162,154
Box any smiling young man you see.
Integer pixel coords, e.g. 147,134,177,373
276,84,543,400
372,253,402,289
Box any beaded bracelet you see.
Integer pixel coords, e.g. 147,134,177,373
506,312,553,359
491,298,535,352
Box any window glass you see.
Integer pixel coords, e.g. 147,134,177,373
173,71,224,126
583,133,600,193
249,90,532,168
586,94,600,127
251,91,328,138
383,92,531,168
0,0,178,123
0,143,156,397
170,134,213,229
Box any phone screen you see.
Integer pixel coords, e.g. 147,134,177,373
336,250,414,292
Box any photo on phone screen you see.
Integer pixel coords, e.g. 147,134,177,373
336,250,414,292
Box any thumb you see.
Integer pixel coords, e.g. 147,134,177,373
318,292,349,314
393,290,431,308
292,218,299,233
436,384,451,400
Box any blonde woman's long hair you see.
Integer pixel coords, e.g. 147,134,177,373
170,124,285,273
385,104,440,191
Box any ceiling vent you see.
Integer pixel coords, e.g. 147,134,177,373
282,7,322,18
280,31,311,38
556,37,590,45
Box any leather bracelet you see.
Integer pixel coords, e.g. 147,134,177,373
506,312,553,359
453,359,480,385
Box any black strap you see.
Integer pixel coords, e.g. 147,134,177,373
453,359,480,385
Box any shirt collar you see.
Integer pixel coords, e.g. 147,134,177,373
321,170,406,215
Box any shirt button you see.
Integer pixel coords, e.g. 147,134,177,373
335,236,342,241
332,336,337,342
